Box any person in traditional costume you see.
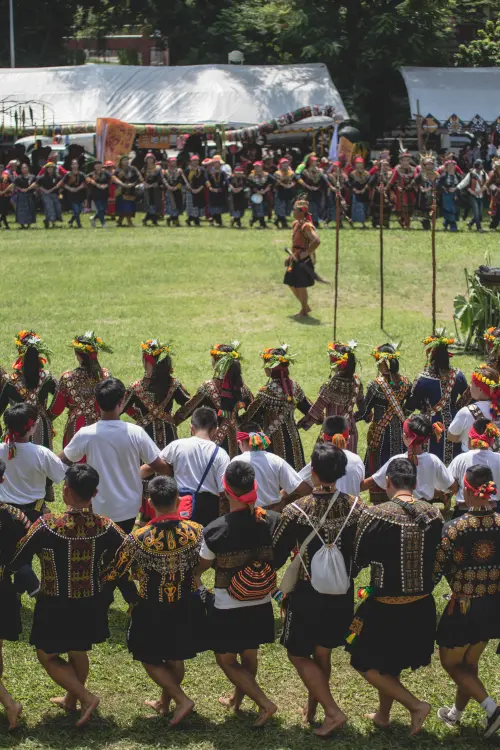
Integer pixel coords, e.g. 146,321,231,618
283,198,321,317
13,163,36,228
197,461,279,727
369,159,392,229
163,156,186,226
248,161,273,229
487,159,500,230
297,155,325,227
141,152,163,227
49,331,112,450
326,161,350,228
0,167,12,229
434,464,500,738
406,333,467,465
227,165,247,228
175,342,252,458
62,159,87,229
273,158,296,229
0,458,29,730
86,161,111,229
298,342,364,453
185,155,207,226
124,338,190,522
206,158,227,226
346,457,443,736
244,345,311,471
11,464,126,728
459,158,488,233
484,326,500,371
438,160,461,231
104,160,117,218
112,156,141,227
36,162,63,229
273,443,365,737
448,365,500,453
348,157,371,228
103,475,205,727
389,151,416,229
355,344,411,505
414,155,438,231
0,330,56,450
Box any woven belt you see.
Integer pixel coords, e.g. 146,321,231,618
375,594,429,605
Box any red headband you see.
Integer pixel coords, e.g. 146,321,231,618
472,372,500,419
403,419,444,465
222,475,257,505
5,418,35,460
464,476,497,500
469,422,500,448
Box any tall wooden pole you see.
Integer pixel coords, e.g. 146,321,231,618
431,180,437,335
380,177,384,330
333,190,340,340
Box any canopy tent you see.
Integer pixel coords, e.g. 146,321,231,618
0,62,347,132
401,67,500,125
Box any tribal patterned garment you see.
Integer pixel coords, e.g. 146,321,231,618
353,498,443,596
174,378,253,458
124,377,190,451
102,519,203,604
300,374,364,453
406,367,468,465
0,502,30,589
49,367,110,448
244,380,311,471
11,508,125,598
433,508,500,598
0,370,57,449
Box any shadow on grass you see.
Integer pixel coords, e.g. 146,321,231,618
287,315,322,326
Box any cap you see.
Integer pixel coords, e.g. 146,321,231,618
278,158,290,165
253,160,263,167
168,156,177,163
190,154,200,161
234,165,244,172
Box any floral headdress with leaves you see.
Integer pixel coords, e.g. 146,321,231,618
327,340,357,370
13,330,52,370
260,344,296,369
71,331,113,360
210,341,242,379
371,343,401,362
141,338,173,364
423,328,455,357
484,327,500,353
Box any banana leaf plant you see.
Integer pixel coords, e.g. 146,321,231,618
453,269,500,351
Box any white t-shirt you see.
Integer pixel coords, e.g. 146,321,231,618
229,451,302,507
161,437,229,496
199,537,272,609
0,443,66,506
372,451,453,501
448,449,500,503
448,401,491,452
299,449,365,498
64,420,160,522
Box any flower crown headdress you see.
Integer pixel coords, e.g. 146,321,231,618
260,343,296,368
423,328,455,356
71,331,113,358
327,340,357,370
484,327,500,353
14,330,52,368
141,338,172,362
371,343,401,362
210,341,242,379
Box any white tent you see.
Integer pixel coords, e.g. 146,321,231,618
401,66,500,123
0,62,347,128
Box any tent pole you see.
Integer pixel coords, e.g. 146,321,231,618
416,99,423,153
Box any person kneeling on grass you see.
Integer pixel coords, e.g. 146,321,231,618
196,461,279,727
10,464,126,728
433,464,500,738
103,476,205,727
346,457,443,736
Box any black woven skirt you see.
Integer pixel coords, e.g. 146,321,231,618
128,595,208,665
209,601,275,654
346,595,436,676
30,595,110,654
0,587,22,642
437,595,500,649
283,258,315,288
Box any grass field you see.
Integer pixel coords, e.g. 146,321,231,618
1,213,500,749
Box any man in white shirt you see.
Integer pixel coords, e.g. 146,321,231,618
142,406,230,527
362,415,453,503
448,418,500,517
448,367,498,452
229,422,309,509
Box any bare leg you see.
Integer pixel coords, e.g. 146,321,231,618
289,649,346,737
367,689,395,728
219,650,256,713
142,662,194,726
50,651,89,711
0,644,22,730
293,288,309,316
440,643,489,708
216,651,277,727
37,650,99,727
145,660,185,716
455,643,488,711
0,640,3,677
358,669,430,735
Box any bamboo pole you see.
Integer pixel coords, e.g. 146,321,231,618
380,175,385,330
431,181,437,335
333,191,341,340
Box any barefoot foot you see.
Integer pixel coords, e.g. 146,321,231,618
76,696,100,728
300,701,318,725
314,710,348,737
410,702,431,736
6,702,22,731
50,696,77,712
219,695,243,714
366,711,390,729
145,698,169,716
253,702,277,728
169,698,194,727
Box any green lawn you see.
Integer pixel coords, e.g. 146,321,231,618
1,213,500,748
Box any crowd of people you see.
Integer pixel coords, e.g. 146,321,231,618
2,144,500,232
1,328,500,737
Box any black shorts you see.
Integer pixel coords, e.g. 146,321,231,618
283,258,315,289
437,595,500,649
30,595,110,654
0,586,22,642
209,601,275,654
281,583,354,657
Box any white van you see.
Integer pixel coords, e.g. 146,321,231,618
15,133,96,155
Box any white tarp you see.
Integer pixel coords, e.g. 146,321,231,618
401,66,500,123
0,62,347,128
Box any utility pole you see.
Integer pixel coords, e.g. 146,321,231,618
9,0,15,67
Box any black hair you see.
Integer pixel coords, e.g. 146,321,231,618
224,461,255,495
76,350,103,380
215,344,243,412
311,443,347,484
93,160,103,166
23,346,42,390
377,344,399,374
95,377,126,412
191,406,218,432
465,464,493,489
149,476,178,509
323,415,348,436
334,345,356,380
0,458,5,480
406,413,432,439
429,344,451,374
148,356,173,402
386,457,416,490
4,403,38,435
65,464,98,502
472,417,490,435
238,421,262,434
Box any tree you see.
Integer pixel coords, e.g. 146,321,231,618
455,19,500,65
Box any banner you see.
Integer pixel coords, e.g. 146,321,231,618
96,118,136,164
338,136,354,165
137,133,172,149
